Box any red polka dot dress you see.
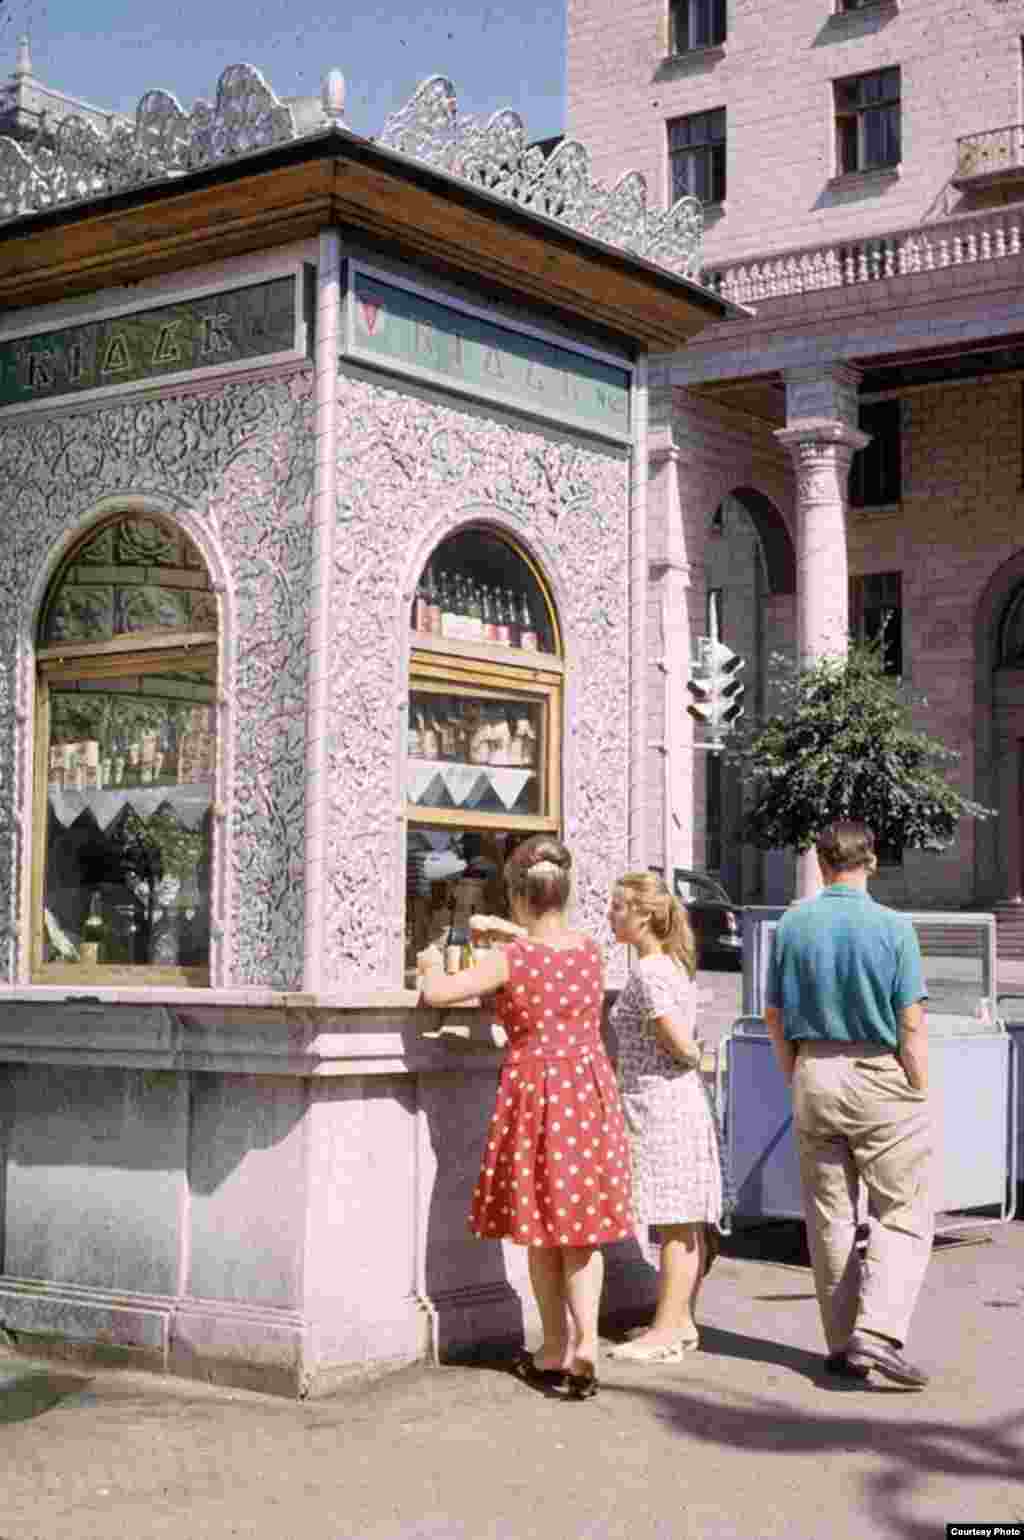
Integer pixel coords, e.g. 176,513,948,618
469,937,634,1248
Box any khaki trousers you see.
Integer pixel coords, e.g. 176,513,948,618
791,1040,933,1351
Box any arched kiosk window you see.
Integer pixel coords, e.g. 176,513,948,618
405,526,562,984
32,515,218,985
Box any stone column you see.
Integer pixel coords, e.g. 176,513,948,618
775,367,868,898
647,423,704,882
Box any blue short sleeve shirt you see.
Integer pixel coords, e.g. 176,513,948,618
765,884,927,1049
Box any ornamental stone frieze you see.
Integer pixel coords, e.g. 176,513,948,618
0,63,704,278
0,371,315,987
325,370,631,990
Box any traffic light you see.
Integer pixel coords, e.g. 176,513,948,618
687,639,746,744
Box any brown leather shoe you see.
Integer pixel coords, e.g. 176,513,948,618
845,1331,929,1388
824,1350,869,1380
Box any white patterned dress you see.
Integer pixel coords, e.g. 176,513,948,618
611,954,729,1263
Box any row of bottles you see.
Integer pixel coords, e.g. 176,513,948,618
48,706,216,792
412,568,540,651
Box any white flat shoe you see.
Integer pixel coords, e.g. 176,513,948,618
608,1334,699,1362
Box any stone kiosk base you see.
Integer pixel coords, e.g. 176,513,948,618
0,993,654,1397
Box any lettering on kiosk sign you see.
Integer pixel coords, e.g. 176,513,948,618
0,276,300,409
352,273,631,441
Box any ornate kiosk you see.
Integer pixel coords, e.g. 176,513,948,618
0,65,730,1392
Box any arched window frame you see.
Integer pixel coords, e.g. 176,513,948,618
998,582,1024,667
405,526,563,982
30,513,221,987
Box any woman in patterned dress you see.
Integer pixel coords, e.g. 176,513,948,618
606,871,729,1362
418,835,633,1399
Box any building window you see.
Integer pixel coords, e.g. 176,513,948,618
405,526,562,985
670,0,726,53
669,109,726,205
835,67,901,175
849,571,902,676
34,515,219,984
849,399,902,508
836,0,888,11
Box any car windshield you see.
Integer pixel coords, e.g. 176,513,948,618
674,872,732,906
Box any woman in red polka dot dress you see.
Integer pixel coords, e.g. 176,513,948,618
418,834,632,1399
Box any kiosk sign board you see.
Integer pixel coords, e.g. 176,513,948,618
348,269,632,444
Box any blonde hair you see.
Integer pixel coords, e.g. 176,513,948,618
504,834,572,916
615,870,697,979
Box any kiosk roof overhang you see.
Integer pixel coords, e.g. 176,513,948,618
0,125,737,351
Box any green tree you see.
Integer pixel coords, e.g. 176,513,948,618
728,639,994,854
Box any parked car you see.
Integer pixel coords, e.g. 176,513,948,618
672,868,742,968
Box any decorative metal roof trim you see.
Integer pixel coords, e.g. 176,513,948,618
378,76,704,279
0,64,705,278
0,63,296,222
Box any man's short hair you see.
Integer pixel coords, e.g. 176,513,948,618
815,821,876,874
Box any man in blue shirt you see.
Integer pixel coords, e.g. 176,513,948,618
765,821,932,1388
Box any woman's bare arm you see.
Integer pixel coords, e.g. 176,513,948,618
418,947,510,1008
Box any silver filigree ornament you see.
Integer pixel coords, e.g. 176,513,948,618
0,61,702,278
379,76,705,278
0,63,297,222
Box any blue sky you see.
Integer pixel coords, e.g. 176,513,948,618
0,0,567,141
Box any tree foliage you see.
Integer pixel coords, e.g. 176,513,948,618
726,639,994,854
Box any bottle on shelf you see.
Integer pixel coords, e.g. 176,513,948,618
81,889,105,966
504,588,520,648
482,586,498,644
494,589,511,647
414,568,432,634
519,591,539,651
465,580,484,642
441,572,458,639
426,567,442,635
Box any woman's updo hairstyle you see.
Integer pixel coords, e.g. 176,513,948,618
504,834,572,917
616,870,697,980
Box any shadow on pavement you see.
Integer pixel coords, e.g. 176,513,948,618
603,1376,1024,1540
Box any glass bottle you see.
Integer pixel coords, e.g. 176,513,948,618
414,568,431,633
482,586,498,644
82,889,105,966
441,573,457,639
519,591,539,651
426,566,442,635
495,588,511,647
466,580,483,642
505,588,521,648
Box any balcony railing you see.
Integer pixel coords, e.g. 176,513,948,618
955,124,1024,186
703,202,1024,306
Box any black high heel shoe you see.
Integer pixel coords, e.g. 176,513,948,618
509,1350,567,1389
566,1368,599,1400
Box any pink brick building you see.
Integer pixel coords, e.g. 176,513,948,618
569,0,1024,938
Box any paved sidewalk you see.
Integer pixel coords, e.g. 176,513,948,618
3,1221,1023,1540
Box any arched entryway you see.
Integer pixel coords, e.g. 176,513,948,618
702,488,795,903
975,552,1024,917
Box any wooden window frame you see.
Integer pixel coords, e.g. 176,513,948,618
32,631,218,987
835,68,901,176
669,0,726,55
407,640,563,837
668,109,727,206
